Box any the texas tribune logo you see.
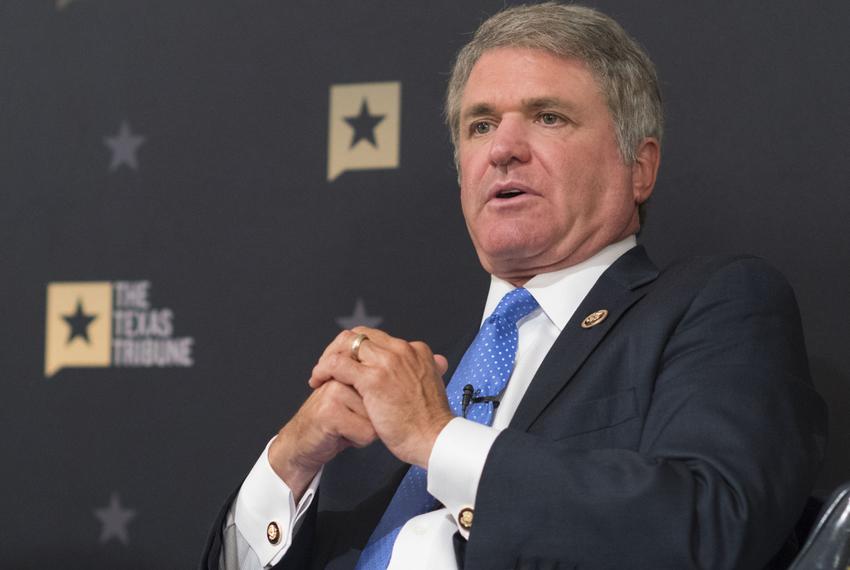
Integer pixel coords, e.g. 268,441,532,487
44,280,194,377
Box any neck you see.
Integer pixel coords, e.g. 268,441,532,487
494,232,638,288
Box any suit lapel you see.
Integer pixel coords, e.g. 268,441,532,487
509,246,659,432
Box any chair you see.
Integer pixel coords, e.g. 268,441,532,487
788,482,850,569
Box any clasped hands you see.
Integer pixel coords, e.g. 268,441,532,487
269,326,455,500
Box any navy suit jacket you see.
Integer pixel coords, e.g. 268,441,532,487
202,246,827,569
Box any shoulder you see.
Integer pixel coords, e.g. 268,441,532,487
661,252,788,282
634,253,806,361
645,253,808,376
652,253,797,305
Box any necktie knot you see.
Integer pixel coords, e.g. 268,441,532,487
489,287,539,326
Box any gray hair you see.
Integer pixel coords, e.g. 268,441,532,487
445,2,663,164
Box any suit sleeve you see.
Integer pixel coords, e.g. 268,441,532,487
465,258,827,569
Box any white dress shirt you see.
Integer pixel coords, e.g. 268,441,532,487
221,236,637,570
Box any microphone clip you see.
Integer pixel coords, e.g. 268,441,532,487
461,384,500,418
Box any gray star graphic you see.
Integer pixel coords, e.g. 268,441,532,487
94,492,136,545
336,298,383,329
104,121,146,171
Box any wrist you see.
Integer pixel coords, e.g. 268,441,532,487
414,412,454,469
268,432,320,501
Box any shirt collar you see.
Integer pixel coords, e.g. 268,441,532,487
482,235,637,331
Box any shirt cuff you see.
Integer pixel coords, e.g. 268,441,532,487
233,437,322,567
426,417,500,538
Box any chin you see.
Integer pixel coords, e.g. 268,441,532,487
476,241,546,277
482,223,538,252
471,221,562,272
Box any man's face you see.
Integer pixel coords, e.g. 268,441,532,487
457,47,651,283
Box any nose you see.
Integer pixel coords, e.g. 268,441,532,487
488,116,531,167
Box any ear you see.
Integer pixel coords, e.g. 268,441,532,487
631,138,661,205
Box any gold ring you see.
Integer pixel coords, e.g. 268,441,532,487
350,333,369,362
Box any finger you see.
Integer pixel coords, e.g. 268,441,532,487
433,354,449,376
346,330,404,367
315,383,375,446
316,329,390,371
309,350,370,389
324,380,369,418
408,341,446,375
304,381,370,429
350,326,394,345
336,411,377,448
342,326,398,356
317,329,355,362
332,327,399,368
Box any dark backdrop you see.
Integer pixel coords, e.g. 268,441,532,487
1,1,848,567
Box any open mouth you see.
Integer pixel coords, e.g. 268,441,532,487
495,188,526,199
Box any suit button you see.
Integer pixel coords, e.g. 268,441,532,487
458,507,474,530
266,521,281,545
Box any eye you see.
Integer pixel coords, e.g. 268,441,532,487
538,113,562,126
471,121,492,135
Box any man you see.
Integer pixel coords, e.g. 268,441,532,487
203,3,826,568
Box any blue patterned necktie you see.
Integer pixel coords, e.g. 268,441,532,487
354,287,539,569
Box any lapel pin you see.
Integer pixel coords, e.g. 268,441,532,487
581,309,609,329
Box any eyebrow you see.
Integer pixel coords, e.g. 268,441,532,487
461,97,578,122
523,97,577,113
461,103,496,122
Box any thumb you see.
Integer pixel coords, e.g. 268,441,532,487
433,354,449,376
